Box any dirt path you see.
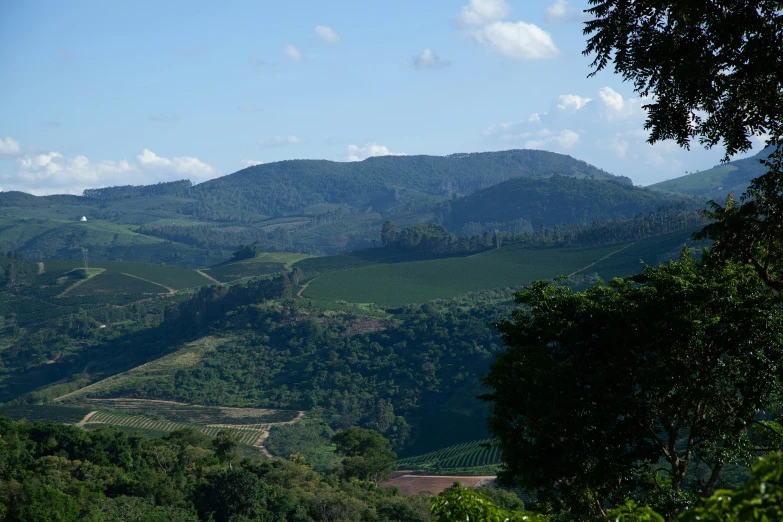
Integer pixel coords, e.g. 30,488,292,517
121,273,175,295
567,242,636,278
197,269,222,285
58,268,105,297
297,279,315,298
255,431,274,459
75,411,98,427
37,262,44,275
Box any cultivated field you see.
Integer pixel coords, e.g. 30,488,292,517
303,243,622,306
65,271,169,295
75,398,300,425
45,260,213,290
204,252,314,283
398,440,499,476
303,230,695,307
83,411,267,445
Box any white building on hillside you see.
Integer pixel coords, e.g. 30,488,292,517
80,216,88,221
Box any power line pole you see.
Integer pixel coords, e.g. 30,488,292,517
82,248,89,270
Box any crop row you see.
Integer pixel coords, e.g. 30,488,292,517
398,439,500,470
87,411,265,445
80,400,298,425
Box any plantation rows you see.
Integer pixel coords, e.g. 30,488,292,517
86,411,265,445
79,399,299,425
398,439,500,470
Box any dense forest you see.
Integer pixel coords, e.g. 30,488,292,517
0,417,451,521
440,175,692,233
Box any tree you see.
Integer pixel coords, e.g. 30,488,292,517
212,430,239,469
431,484,547,522
332,427,397,484
482,252,783,519
584,0,782,157
609,452,783,522
584,0,783,290
381,220,398,247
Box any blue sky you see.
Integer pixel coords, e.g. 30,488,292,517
0,0,766,195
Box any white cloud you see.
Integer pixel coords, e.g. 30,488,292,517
343,143,406,162
240,160,264,168
284,44,303,61
545,0,586,24
135,149,217,178
471,21,559,60
315,25,341,43
524,129,581,150
482,86,733,185
608,136,630,158
2,148,221,195
258,135,304,148
597,86,646,120
556,94,591,112
237,104,261,112
405,49,451,70
0,137,21,155
456,0,512,26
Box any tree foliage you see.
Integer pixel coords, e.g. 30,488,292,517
584,0,783,157
584,0,783,291
483,252,783,518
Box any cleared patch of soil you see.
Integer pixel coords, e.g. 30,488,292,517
381,471,496,495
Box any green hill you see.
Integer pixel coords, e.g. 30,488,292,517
1,150,634,258
648,145,772,200
443,175,693,233
0,217,225,267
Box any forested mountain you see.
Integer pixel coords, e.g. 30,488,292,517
649,145,773,200
190,150,630,217
440,175,693,234
0,150,691,261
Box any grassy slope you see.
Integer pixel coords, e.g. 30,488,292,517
303,229,697,307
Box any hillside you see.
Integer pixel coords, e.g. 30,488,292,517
442,175,693,233
191,149,630,217
648,145,773,200
0,216,225,267
0,150,635,258
301,228,699,307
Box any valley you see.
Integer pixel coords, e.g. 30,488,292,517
0,148,754,499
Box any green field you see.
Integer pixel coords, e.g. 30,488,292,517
206,261,287,282
204,252,314,283
303,230,696,307
45,260,212,290
64,272,168,295
398,439,500,475
0,404,92,424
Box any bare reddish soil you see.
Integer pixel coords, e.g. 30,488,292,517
381,471,496,495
